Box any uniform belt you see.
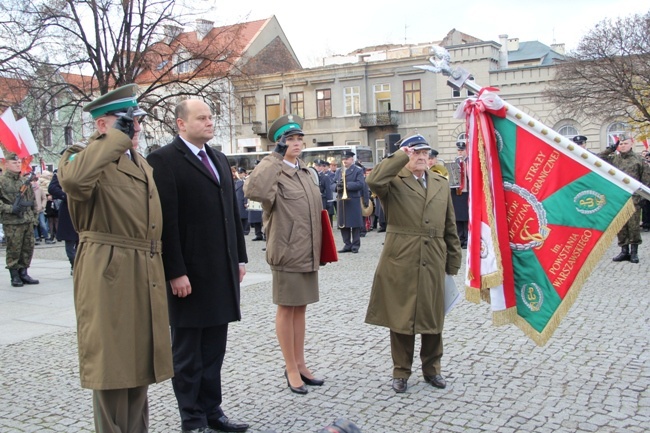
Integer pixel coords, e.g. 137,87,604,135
386,225,444,238
79,231,162,256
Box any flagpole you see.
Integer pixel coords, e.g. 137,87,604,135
416,47,650,201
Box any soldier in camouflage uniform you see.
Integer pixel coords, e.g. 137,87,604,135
0,152,39,286
598,135,650,263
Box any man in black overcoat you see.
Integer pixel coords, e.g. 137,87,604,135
147,99,249,433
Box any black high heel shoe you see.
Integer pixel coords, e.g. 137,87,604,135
284,370,308,394
300,373,325,386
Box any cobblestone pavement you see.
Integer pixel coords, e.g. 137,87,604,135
0,231,649,432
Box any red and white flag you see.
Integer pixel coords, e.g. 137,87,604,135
0,107,28,157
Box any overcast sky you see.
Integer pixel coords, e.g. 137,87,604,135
205,0,647,67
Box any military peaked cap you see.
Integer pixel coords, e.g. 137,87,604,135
268,114,304,142
83,83,146,119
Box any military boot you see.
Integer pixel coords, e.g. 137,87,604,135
18,268,39,284
629,244,639,264
9,269,23,287
612,245,631,262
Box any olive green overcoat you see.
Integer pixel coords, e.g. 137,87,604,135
58,129,173,390
365,151,462,335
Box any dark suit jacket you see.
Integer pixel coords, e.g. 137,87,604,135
147,136,248,328
48,173,78,242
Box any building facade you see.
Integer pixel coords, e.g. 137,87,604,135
232,31,630,166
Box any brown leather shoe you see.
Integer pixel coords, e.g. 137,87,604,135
392,378,407,393
424,374,447,389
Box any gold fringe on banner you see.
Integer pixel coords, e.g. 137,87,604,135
465,285,482,303
493,307,518,326
481,273,503,289
476,117,505,288
512,198,636,346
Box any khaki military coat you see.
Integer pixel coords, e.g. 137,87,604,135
365,151,462,335
58,129,173,390
244,153,322,272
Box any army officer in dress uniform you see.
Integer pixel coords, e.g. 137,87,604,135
335,151,366,253
57,84,173,433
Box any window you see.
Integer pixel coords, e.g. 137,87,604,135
403,80,421,111
607,121,629,147
344,86,360,116
64,126,73,146
212,101,221,117
242,97,256,124
452,76,475,97
265,94,280,130
376,140,385,162
175,49,199,74
316,89,331,118
42,127,52,147
558,125,578,139
290,92,304,118
467,76,475,96
374,84,391,112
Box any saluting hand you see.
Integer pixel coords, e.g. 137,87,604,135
170,275,192,298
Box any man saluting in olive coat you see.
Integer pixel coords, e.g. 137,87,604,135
365,134,461,394
58,84,173,432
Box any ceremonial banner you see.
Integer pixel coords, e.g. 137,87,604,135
457,90,639,346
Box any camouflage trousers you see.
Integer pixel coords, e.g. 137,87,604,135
617,207,642,246
4,223,35,270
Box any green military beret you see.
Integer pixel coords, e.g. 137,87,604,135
268,114,304,142
83,83,147,119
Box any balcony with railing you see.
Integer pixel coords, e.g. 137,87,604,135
359,110,399,128
252,121,267,137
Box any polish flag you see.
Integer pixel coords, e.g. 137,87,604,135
0,107,27,157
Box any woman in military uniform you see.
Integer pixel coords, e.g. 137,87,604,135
244,114,325,395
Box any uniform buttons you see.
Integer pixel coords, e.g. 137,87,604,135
424,241,429,245
425,219,429,224
151,224,156,229
153,283,156,287
422,263,427,266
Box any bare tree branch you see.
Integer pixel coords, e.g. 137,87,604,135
545,10,650,137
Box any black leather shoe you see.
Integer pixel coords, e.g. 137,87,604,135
424,374,447,389
351,249,359,253
300,373,324,386
252,236,264,241
338,249,351,253
209,415,249,432
284,370,308,394
392,378,407,393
